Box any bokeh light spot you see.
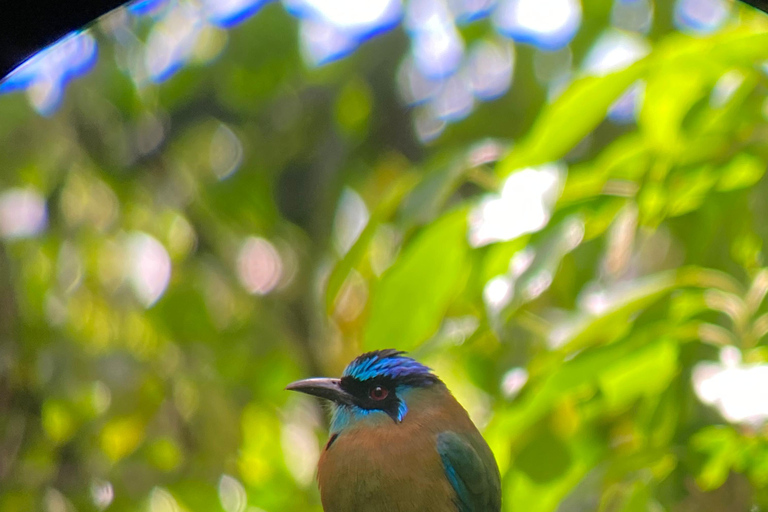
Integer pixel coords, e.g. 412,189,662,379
90,479,114,510
149,488,180,512
431,73,474,121
298,19,359,65
42,400,76,445
483,276,513,312
582,29,650,76
674,0,730,34
210,123,244,180
287,0,401,28
501,367,528,398
218,474,248,512
414,105,447,142
289,0,402,65
281,422,320,485
44,489,71,512
611,0,653,33
693,346,768,427
494,0,582,51
127,233,172,307
333,189,369,255
406,0,465,79
101,416,146,462
0,188,48,239
237,237,283,295
466,39,514,101
469,163,564,246
397,57,443,105
144,4,204,83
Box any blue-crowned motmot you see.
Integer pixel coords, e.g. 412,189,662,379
287,349,501,512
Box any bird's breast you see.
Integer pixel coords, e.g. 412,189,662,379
316,389,478,512
318,424,458,512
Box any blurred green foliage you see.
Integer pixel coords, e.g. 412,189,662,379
1,1,768,511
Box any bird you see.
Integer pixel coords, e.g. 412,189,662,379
286,349,501,512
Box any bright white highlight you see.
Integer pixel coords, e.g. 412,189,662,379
494,0,582,50
514,0,576,34
693,346,768,427
582,29,650,76
127,233,172,307
287,0,401,64
483,276,513,311
90,479,114,510
501,367,528,398
333,189,369,255
406,0,465,78
293,0,400,27
0,188,48,239
469,163,563,246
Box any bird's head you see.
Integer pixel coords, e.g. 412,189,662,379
286,349,440,432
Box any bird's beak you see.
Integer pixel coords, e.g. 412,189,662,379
286,377,353,405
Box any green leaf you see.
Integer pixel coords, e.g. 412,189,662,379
497,63,647,177
506,429,603,512
398,157,469,229
597,339,678,409
488,332,665,457
668,165,717,216
640,66,709,154
692,426,745,490
555,271,677,353
363,208,469,350
716,153,766,191
515,427,572,483
560,133,649,206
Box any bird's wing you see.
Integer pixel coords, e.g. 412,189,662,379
437,431,501,512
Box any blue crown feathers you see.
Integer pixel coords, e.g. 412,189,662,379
343,349,435,382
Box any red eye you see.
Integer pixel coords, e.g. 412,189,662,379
369,386,389,401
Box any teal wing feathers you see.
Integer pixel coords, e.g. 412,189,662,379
437,431,501,512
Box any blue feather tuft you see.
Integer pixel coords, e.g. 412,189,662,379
343,349,434,381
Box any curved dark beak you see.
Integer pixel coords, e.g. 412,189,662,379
286,377,353,405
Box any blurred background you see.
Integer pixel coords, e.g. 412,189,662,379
1,0,768,510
